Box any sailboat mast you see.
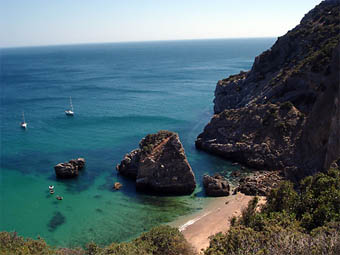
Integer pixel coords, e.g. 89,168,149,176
70,96,73,111
22,111,25,123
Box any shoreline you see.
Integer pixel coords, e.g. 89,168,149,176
169,193,264,253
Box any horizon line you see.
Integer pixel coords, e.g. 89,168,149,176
0,36,277,50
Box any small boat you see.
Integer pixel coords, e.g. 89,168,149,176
56,195,63,200
50,189,55,194
20,112,27,129
65,96,74,116
49,185,54,190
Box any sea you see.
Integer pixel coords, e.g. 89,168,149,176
0,38,275,248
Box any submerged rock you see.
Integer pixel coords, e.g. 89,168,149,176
47,211,66,232
117,130,196,195
54,158,86,178
203,174,230,197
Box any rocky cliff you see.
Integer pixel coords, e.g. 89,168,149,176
197,0,340,179
117,130,196,195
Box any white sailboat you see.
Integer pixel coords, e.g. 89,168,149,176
65,96,74,116
21,111,27,129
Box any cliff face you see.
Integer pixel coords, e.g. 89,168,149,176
214,1,339,115
197,0,340,179
295,44,340,179
196,103,306,170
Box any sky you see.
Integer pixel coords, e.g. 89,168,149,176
0,0,322,48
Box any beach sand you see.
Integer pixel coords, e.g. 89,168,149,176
170,193,264,253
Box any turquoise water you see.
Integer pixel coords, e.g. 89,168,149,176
0,38,275,247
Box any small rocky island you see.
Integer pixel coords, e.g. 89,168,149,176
196,0,340,180
117,130,196,195
54,158,86,178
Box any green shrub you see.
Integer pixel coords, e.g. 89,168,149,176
238,196,259,227
139,130,173,154
205,223,340,255
133,225,195,255
264,181,299,214
0,226,195,255
204,161,340,254
0,232,53,255
297,168,340,231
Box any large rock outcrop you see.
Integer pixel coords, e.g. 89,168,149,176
234,171,285,196
197,1,340,179
116,130,196,195
203,174,230,197
54,158,86,178
196,103,306,170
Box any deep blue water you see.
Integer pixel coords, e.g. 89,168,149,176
0,38,275,247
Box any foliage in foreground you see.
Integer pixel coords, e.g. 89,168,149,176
0,225,195,255
205,162,340,255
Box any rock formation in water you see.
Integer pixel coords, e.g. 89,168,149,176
113,182,123,190
117,130,196,195
54,158,85,178
196,0,340,180
203,174,230,196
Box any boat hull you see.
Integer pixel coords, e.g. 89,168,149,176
65,110,74,116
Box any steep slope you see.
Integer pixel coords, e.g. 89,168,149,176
197,0,340,179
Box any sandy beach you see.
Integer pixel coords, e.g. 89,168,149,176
170,193,264,253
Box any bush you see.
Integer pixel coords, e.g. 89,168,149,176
264,181,298,214
87,225,195,255
297,167,340,231
0,232,53,255
238,196,259,227
205,224,340,255
204,161,340,254
139,130,173,154
134,225,195,255
0,226,195,255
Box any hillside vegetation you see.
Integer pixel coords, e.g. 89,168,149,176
204,160,340,255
